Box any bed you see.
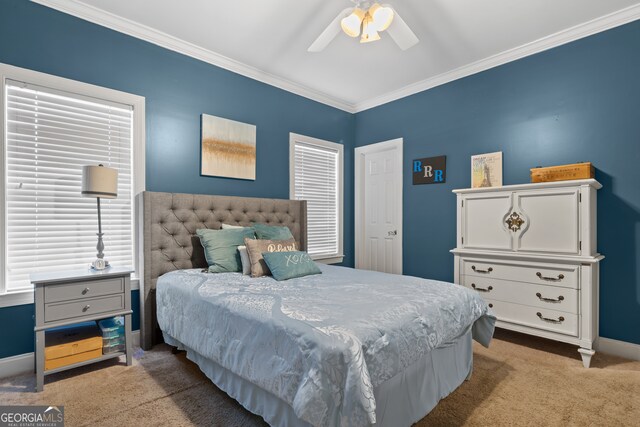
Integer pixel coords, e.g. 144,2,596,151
138,191,495,427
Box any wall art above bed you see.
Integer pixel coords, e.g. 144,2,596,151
201,113,256,180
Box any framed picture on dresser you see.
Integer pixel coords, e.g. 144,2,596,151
471,151,503,188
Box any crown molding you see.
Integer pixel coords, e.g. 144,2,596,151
32,1,640,114
30,0,358,113
354,3,640,112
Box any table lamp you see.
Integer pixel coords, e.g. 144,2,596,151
81,164,118,270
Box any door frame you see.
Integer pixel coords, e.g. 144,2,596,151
354,138,403,272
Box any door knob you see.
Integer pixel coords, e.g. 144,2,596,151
387,230,398,236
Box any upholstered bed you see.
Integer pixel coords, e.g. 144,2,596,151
138,191,495,427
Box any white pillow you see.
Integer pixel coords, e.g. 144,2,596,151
237,246,251,275
221,223,244,229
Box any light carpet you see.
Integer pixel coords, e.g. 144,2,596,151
1,329,638,426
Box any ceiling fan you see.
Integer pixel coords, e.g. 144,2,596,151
308,1,419,52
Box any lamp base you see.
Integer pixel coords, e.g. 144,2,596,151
91,259,110,270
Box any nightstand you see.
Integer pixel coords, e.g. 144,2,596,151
31,267,134,392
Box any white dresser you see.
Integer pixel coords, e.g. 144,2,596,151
451,179,603,368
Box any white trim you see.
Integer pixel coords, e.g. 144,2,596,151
596,336,640,361
31,0,355,113
0,62,145,303
0,291,33,308
0,352,34,379
289,133,344,264
31,0,640,113
355,4,640,111
354,138,403,273
0,330,141,379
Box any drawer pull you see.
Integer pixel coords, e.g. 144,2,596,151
82,287,90,295
505,212,525,232
488,303,493,308
471,266,493,274
536,272,565,282
82,304,91,312
536,312,564,323
471,283,493,292
536,293,565,303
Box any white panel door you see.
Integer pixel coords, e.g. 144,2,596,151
357,141,402,274
515,189,580,254
462,193,513,251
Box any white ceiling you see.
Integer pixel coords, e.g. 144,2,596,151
35,0,640,112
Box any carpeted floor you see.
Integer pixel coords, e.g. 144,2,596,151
1,329,638,426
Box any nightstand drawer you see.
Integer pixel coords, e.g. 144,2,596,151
45,278,124,303
45,295,124,323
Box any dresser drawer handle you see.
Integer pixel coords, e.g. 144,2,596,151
82,287,90,295
472,266,493,274
536,272,565,282
82,304,91,312
536,293,564,303
536,312,564,323
488,303,493,308
471,283,493,292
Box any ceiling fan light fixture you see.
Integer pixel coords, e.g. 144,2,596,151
341,8,365,37
360,14,381,43
369,3,394,32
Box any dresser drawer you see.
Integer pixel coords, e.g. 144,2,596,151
462,259,578,289
44,295,124,323
485,299,578,337
44,278,124,303
462,275,579,314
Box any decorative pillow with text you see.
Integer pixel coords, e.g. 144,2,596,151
244,238,298,277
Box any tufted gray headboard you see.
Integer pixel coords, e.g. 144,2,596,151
137,191,307,350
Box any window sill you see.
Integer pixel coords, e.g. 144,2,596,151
313,255,345,265
0,290,34,308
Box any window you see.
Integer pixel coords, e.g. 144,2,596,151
1,63,145,303
289,133,343,263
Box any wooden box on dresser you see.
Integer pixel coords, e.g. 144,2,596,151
451,179,603,368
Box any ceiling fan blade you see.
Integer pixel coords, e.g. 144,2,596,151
308,8,353,53
386,8,419,50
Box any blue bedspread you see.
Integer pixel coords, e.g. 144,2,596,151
156,264,495,427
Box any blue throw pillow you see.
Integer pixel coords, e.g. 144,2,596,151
262,251,322,281
196,228,255,273
253,223,294,241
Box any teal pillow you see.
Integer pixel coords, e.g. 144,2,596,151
253,223,294,240
262,251,322,281
196,228,255,273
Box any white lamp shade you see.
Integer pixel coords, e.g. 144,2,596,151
341,8,365,37
82,165,118,199
369,4,394,32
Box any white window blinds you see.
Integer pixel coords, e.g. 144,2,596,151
4,81,134,291
292,140,341,259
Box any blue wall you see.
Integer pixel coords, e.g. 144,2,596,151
355,21,640,345
0,1,355,358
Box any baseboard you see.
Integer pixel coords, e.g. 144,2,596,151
0,353,35,379
0,330,140,379
595,336,640,361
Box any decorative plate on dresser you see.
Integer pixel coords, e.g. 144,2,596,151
451,179,603,368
